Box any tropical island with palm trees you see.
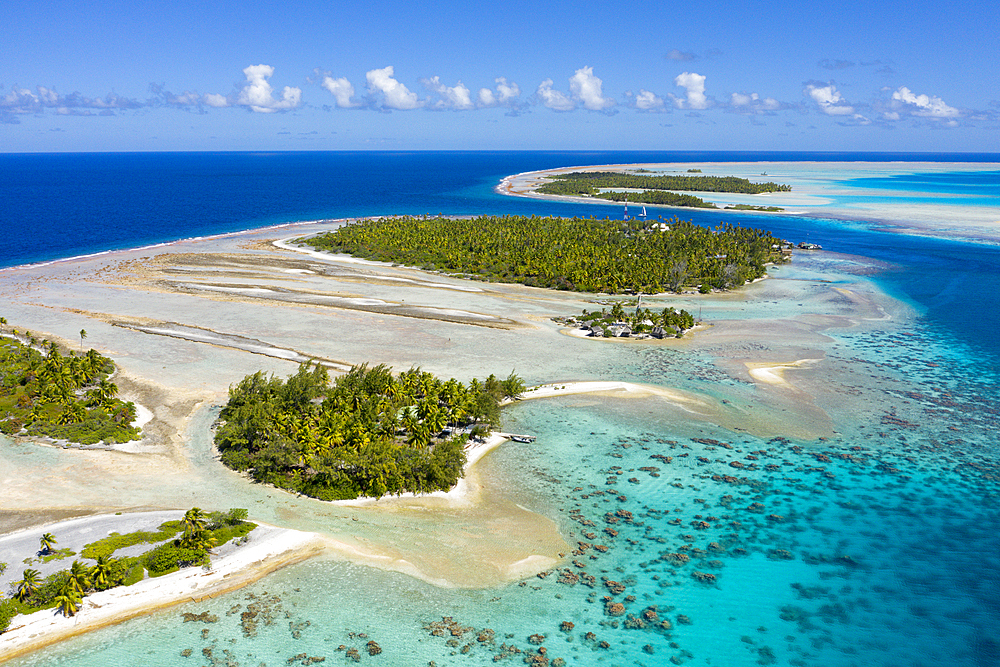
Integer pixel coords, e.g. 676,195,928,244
0,325,140,445
0,508,256,633
532,171,792,210
215,363,526,501
299,214,788,294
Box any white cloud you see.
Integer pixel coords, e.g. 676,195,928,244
203,93,229,108
569,66,615,111
366,66,422,110
729,91,782,113
891,86,959,118
731,92,754,107
1,85,140,116
321,75,358,108
169,92,201,106
234,65,301,113
536,78,575,111
479,77,522,109
2,87,44,113
422,76,475,110
805,84,854,115
495,78,520,104
673,72,709,109
634,89,665,110
478,88,497,106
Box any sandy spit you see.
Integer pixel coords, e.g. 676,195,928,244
0,521,323,663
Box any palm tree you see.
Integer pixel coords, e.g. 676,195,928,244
179,529,217,553
56,401,87,424
83,349,103,380
182,508,207,534
424,407,447,436
89,379,118,407
68,560,92,594
79,329,87,352
90,555,115,590
39,532,57,555
54,582,82,617
14,568,41,602
406,423,432,449
179,507,216,553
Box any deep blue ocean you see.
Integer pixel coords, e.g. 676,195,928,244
3,150,1000,368
3,152,1000,667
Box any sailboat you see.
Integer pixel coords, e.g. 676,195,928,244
640,206,647,218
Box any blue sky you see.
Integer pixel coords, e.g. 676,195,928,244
2,0,997,152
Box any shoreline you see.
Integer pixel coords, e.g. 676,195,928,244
331,431,509,508
0,516,323,664
331,379,720,508
0,183,904,659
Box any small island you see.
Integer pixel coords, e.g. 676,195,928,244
0,323,141,445
534,171,792,209
298,214,788,294
0,508,254,632
724,204,786,212
214,363,525,501
554,301,696,339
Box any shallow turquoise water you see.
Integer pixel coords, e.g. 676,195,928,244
14,319,1000,666
4,156,1000,666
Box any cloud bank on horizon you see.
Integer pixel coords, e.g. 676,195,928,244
3,63,977,129
1,0,995,151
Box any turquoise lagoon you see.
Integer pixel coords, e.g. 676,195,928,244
2,153,1000,666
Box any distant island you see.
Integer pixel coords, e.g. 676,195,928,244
724,204,786,212
0,322,141,445
534,171,791,209
214,363,524,501
299,214,788,294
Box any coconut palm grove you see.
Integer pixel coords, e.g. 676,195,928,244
214,363,526,500
300,214,788,294
0,327,140,444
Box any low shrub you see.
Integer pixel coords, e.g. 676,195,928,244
81,524,182,559
144,544,208,577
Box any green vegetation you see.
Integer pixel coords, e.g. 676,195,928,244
0,508,254,631
22,547,75,565
534,171,791,209
0,331,140,444
301,215,786,294
81,522,184,559
559,302,695,338
0,600,18,633
536,171,792,195
725,204,785,212
592,190,718,208
215,363,524,501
